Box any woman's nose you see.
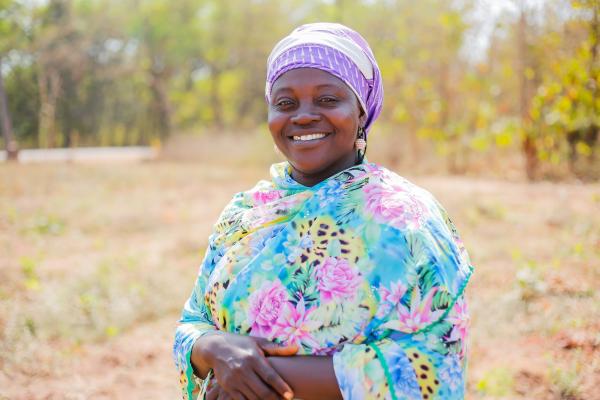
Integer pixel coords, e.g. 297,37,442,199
290,106,321,125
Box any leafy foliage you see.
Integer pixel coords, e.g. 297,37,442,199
0,0,598,179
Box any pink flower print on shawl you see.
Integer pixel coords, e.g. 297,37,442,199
274,298,321,348
247,280,288,338
445,297,469,357
363,182,425,229
376,280,408,318
380,280,408,303
315,257,361,303
383,286,445,333
252,190,282,206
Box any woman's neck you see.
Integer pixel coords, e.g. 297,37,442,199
289,154,361,187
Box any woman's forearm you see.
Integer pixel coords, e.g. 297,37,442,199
268,356,343,400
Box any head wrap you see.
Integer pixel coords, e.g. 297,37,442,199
265,23,384,135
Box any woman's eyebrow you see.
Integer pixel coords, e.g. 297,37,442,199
271,87,293,97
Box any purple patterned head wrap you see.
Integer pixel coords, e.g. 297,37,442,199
266,23,384,135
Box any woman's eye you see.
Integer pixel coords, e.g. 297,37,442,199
319,97,338,104
275,99,294,108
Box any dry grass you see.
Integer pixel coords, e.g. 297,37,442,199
0,156,599,399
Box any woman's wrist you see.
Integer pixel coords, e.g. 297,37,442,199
191,331,222,379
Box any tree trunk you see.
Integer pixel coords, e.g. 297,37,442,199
517,7,537,180
209,67,223,129
0,57,18,161
149,68,172,139
589,1,599,164
37,65,61,148
438,61,459,173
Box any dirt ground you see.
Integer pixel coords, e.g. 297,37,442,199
1,161,599,399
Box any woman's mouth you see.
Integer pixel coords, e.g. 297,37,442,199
290,133,330,142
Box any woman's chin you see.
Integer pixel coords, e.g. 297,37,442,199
289,159,331,175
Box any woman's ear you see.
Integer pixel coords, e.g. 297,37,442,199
357,100,367,123
359,112,367,128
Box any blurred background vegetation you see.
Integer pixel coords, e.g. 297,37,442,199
0,0,598,179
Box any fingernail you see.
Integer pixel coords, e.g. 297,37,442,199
284,391,293,400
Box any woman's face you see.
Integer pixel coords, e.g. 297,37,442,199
268,68,362,187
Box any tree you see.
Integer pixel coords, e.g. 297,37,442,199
528,0,600,178
516,2,539,180
0,0,22,160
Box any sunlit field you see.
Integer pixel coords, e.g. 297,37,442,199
1,155,599,399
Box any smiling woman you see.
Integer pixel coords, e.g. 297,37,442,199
268,68,362,187
173,23,473,400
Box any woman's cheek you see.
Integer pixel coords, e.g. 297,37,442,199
268,112,287,136
331,106,359,129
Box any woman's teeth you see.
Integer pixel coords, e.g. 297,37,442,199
292,133,327,141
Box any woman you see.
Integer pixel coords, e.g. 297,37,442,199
173,23,473,400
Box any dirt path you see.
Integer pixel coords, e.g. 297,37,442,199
1,315,180,400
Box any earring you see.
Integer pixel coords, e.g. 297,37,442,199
355,127,367,162
355,138,366,151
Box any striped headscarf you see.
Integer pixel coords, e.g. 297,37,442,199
265,23,384,135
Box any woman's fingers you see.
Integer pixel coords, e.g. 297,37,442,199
253,359,294,400
207,333,296,400
218,389,244,400
215,389,230,400
262,343,299,357
206,384,220,400
243,371,282,400
208,385,245,400
254,338,299,357
213,369,261,400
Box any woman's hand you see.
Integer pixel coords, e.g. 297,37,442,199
205,383,229,400
192,332,298,400
206,383,250,400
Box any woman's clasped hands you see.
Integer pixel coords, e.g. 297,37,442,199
192,332,299,400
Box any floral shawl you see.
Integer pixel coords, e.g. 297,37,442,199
173,162,473,400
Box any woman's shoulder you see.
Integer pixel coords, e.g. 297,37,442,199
360,163,470,261
364,163,473,286
362,162,444,219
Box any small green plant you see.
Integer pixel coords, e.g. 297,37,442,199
25,214,65,236
476,202,507,221
549,362,583,400
476,366,515,397
19,256,40,291
516,260,547,303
